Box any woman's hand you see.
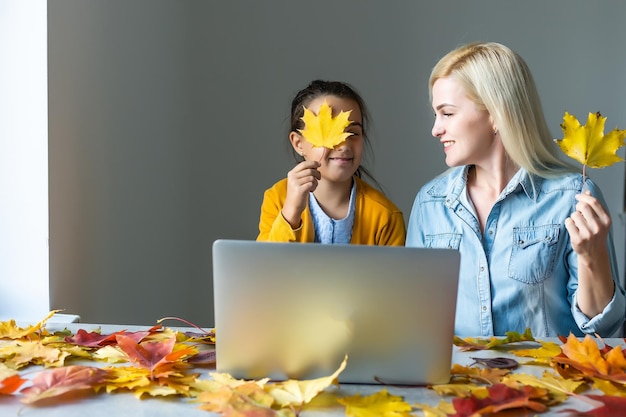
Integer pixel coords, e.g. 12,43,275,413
565,190,615,317
565,191,611,260
281,160,321,229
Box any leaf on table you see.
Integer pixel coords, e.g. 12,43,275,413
555,111,626,169
454,328,536,351
431,383,489,398
64,325,162,348
298,99,353,149
552,333,626,383
20,365,108,404
197,381,277,415
337,388,413,417
591,378,626,397
92,345,128,363
101,366,151,393
450,363,511,385
470,357,519,369
0,310,60,340
115,334,196,379
413,400,456,417
511,340,563,365
559,394,626,416
451,383,548,416
503,370,587,404
0,374,27,395
187,350,216,366
0,340,70,368
267,355,347,407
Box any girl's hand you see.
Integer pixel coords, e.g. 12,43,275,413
281,160,321,229
565,191,611,262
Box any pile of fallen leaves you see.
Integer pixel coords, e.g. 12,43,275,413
2,312,626,416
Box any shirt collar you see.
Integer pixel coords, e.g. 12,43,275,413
428,166,542,207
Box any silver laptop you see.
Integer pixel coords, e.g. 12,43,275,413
212,239,460,385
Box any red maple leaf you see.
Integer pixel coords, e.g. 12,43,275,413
451,383,547,416
65,325,162,348
115,334,195,379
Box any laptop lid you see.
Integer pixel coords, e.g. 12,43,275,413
212,239,460,385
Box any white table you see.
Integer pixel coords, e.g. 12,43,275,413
0,322,619,416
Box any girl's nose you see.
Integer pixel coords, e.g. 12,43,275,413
334,140,348,150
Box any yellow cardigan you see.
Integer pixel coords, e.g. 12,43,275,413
257,176,406,246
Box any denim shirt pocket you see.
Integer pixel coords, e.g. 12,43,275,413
425,233,462,250
508,224,560,284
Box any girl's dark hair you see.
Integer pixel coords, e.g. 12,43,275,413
289,80,377,183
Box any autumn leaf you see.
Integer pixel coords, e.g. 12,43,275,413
557,334,610,376
115,334,196,379
512,340,563,365
451,383,548,416
560,394,626,416
413,400,455,417
449,363,511,385
555,112,626,171
298,99,353,149
268,355,347,408
592,378,626,397
454,328,536,351
337,388,413,417
0,340,70,368
503,371,587,404
0,310,60,339
20,365,108,404
64,325,161,348
197,381,278,415
0,374,26,395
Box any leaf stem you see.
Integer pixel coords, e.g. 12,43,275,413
156,316,212,335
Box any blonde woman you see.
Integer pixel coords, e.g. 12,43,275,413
407,42,625,337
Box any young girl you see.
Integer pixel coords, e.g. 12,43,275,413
257,80,405,245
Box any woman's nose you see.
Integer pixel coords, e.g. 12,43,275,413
432,120,443,137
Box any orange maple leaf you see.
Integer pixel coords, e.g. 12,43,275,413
553,334,626,384
20,365,108,404
0,374,27,395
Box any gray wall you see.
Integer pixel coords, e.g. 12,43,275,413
49,0,626,327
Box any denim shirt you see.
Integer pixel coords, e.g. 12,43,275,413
406,166,626,337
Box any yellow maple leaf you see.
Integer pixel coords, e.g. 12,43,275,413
298,100,353,149
555,112,626,170
413,400,455,417
0,340,69,368
512,341,563,366
503,371,587,404
268,355,347,407
337,388,413,417
0,310,60,339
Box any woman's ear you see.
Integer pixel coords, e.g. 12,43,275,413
289,131,305,156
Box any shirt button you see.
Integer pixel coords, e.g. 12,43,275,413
480,266,485,272
488,230,493,235
482,306,487,311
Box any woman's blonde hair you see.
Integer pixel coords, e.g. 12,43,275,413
429,42,575,177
